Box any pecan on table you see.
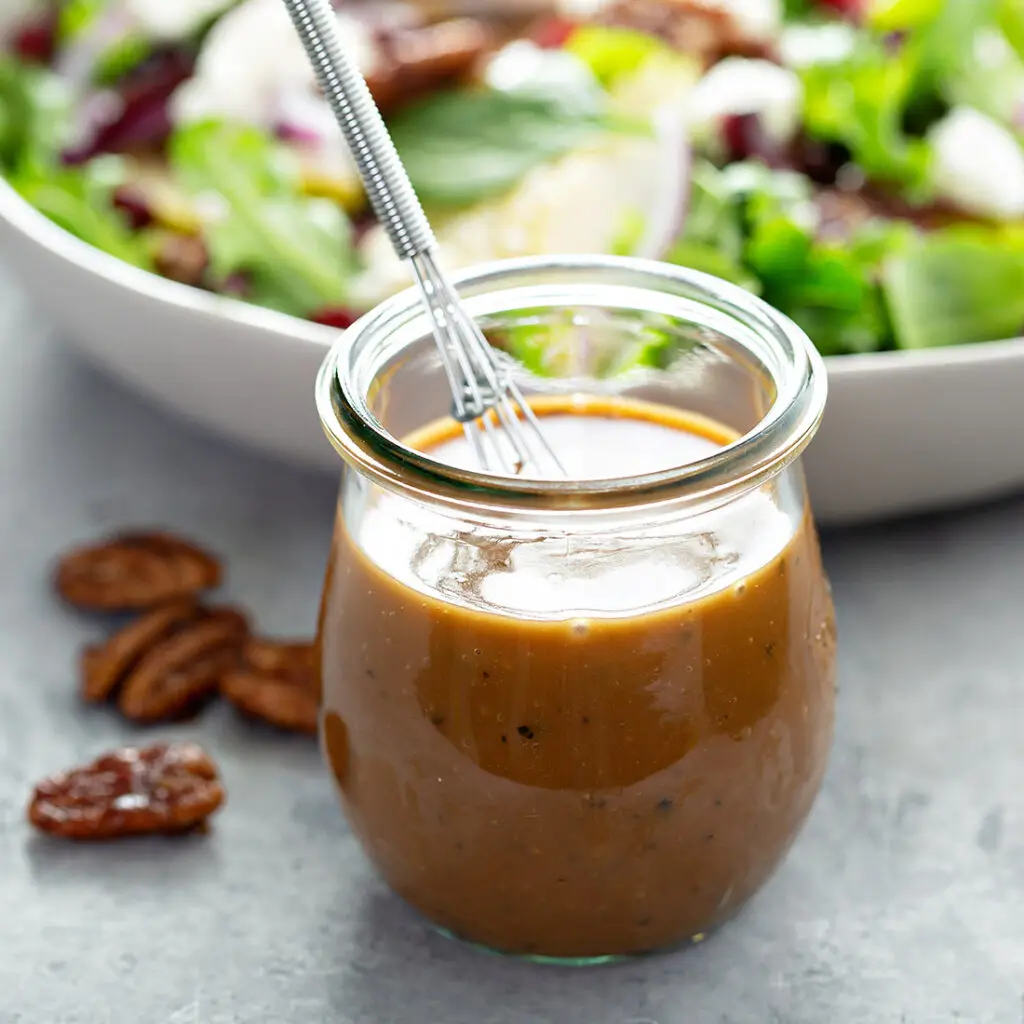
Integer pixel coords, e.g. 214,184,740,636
220,638,319,735
116,607,250,723
80,600,201,703
55,531,222,611
27,741,225,840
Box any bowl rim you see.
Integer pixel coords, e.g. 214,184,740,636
3,173,1024,377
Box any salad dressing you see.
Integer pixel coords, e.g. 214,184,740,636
318,396,836,958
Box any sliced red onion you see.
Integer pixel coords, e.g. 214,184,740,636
274,120,322,146
632,105,692,261
63,49,193,162
273,89,336,147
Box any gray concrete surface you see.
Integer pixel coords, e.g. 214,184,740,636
0,271,1021,1024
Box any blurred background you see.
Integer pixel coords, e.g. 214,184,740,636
3,0,1024,356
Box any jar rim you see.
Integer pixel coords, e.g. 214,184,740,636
315,255,827,513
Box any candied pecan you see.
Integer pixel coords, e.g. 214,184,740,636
27,741,224,840
81,600,201,703
153,232,209,287
368,17,495,113
596,0,774,66
117,608,249,723
221,638,319,735
55,531,222,611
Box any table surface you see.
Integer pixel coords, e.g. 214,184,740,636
1,270,1022,1024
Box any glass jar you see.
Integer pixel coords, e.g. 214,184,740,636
315,255,835,964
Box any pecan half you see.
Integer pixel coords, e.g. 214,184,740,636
81,600,201,703
28,741,224,840
55,531,222,611
117,607,249,723
221,638,319,735
368,17,495,113
153,231,209,287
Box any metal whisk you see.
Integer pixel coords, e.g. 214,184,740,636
281,0,566,478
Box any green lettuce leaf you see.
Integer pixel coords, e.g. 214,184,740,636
388,85,621,208
999,0,1024,57
883,228,1024,348
169,120,355,316
495,308,685,379
798,35,933,194
700,162,913,355
13,157,154,269
745,180,911,354
0,57,151,269
0,58,70,174
869,0,1023,130
662,162,760,290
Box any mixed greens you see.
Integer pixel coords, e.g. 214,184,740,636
2,0,1024,355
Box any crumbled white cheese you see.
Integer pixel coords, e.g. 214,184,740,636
705,0,782,43
485,40,600,107
928,106,1024,221
170,0,376,129
126,0,233,42
779,22,857,68
688,57,803,146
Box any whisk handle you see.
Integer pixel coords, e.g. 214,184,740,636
280,0,436,260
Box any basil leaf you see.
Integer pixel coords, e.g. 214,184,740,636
388,86,616,208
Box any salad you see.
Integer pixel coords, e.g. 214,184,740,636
2,0,1024,356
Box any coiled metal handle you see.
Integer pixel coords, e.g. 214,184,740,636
280,0,436,260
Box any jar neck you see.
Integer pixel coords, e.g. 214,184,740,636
316,255,827,516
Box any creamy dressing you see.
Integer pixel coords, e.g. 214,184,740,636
319,393,835,959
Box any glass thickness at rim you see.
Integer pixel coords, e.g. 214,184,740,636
315,254,828,513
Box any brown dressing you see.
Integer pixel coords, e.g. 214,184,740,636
318,396,836,959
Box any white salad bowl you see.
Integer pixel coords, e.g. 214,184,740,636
2,172,1022,526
